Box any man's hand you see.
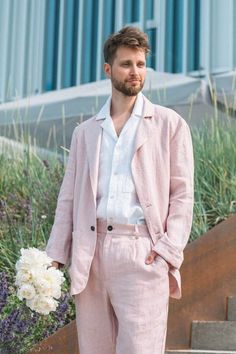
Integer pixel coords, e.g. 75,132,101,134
145,250,158,264
51,261,62,269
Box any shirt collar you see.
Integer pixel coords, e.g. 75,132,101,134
96,92,144,120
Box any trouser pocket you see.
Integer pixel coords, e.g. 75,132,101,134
135,236,169,274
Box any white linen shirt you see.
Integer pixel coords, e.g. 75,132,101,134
95,92,146,225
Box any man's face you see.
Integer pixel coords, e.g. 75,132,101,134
104,46,146,96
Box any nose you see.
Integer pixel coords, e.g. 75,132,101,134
130,64,138,75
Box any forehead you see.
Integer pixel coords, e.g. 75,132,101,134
113,46,146,62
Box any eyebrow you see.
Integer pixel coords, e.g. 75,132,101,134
120,59,146,64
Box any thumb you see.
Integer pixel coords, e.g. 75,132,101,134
145,253,155,264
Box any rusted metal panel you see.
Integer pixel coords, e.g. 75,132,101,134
166,214,236,349
27,321,79,354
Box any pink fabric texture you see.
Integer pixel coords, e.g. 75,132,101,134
45,95,194,299
75,220,169,354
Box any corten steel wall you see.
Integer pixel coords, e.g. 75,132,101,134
28,321,79,353
28,214,236,353
166,214,236,348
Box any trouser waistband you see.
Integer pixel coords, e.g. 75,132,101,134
96,218,150,237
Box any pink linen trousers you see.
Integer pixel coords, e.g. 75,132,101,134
45,94,194,354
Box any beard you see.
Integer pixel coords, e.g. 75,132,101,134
111,76,144,96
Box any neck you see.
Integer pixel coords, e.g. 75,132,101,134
110,89,138,117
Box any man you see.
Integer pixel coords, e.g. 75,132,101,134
46,27,194,354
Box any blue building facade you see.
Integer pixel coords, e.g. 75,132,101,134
0,0,235,103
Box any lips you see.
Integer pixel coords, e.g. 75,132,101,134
127,79,140,83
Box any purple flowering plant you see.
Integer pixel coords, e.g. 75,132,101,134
0,154,76,353
0,271,75,354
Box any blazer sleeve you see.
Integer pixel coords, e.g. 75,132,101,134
45,127,78,266
152,117,194,269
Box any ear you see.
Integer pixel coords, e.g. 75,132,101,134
104,62,111,78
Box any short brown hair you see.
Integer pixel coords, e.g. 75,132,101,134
103,26,150,65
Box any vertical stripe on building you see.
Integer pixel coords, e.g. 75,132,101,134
101,0,116,79
81,0,99,83
43,0,60,91
61,0,79,88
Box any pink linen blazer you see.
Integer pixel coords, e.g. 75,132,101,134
45,94,194,299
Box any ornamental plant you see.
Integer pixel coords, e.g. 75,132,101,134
15,248,65,315
0,271,74,354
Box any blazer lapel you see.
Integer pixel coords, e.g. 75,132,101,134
132,95,154,158
84,119,102,201
130,96,157,245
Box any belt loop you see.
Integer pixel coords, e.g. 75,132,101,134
134,224,139,234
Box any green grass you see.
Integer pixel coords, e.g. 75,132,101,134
0,148,75,354
0,149,64,273
190,114,236,241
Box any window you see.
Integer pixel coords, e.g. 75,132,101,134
62,0,79,88
146,28,157,68
165,0,184,73
187,0,200,72
123,0,140,23
43,0,60,91
81,0,99,83
101,0,115,79
146,0,154,20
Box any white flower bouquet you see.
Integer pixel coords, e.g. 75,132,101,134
15,247,65,315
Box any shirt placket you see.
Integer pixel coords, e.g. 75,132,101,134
106,140,121,222
106,116,137,224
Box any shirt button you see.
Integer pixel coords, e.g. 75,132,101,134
107,225,113,231
90,226,95,231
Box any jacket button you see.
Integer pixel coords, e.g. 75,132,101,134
90,226,95,231
107,225,113,231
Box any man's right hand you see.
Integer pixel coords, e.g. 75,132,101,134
51,261,63,269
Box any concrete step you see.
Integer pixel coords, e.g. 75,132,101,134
227,297,236,321
191,321,236,351
166,351,236,354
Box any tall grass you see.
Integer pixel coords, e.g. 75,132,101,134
0,149,64,273
189,83,236,241
0,147,74,354
190,115,236,241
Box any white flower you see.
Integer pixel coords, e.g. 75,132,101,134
46,266,65,286
15,247,65,315
15,269,33,285
34,268,64,298
26,295,58,315
15,248,53,272
17,284,36,300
